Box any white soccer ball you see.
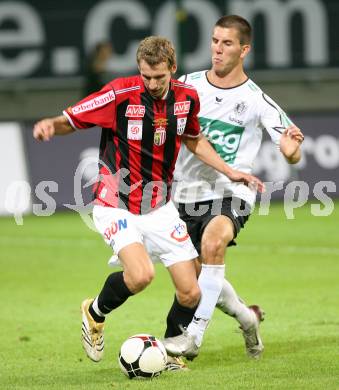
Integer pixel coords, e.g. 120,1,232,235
118,334,167,379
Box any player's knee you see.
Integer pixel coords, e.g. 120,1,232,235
201,236,231,264
202,228,233,261
125,267,155,293
137,269,155,291
176,285,201,308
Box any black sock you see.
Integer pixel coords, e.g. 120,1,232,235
97,271,134,315
89,304,105,323
164,295,198,337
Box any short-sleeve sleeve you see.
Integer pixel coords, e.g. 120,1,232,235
183,89,201,138
63,83,116,129
259,93,293,146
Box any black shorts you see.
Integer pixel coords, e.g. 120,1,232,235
178,197,251,254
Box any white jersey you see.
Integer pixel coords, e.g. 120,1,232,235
174,71,292,207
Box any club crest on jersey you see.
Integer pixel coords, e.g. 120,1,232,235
125,105,145,117
233,101,247,115
154,127,166,146
153,117,168,127
174,101,190,115
177,117,187,135
127,120,143,140
170,222,189,242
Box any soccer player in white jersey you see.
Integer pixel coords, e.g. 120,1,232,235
162,15,304,360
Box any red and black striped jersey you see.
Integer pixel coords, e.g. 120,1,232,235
64,75,200,214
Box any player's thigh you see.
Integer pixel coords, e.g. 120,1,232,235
201,215,234,263
119,242,155,292
119,242,153,276
202,214,235,243
93,205,154,291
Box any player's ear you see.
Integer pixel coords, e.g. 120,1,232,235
170,64,177,75
241,44,251,59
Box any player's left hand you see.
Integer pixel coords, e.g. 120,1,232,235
228,170,265,193
280,125,304,160
282,125,304,144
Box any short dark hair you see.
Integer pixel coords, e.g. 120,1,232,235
136,36,176,69
215,15,252,45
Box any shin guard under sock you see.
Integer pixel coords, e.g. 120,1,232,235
97,271,134,315
164,295,198,337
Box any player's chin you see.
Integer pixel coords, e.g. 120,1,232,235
148,89,162,98
212,61,223,69
213,63,229,77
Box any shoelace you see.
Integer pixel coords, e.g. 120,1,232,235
89,325,103,343
242,326,259,347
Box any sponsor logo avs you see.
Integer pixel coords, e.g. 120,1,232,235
170,222,189,242
174,101,190,115
125,105,145,117
104,218,128,241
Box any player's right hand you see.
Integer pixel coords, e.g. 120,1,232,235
33,119,56,141
228,170,265,193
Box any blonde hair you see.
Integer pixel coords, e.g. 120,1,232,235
136,36,176,69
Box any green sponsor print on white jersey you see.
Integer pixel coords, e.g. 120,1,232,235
199,117,245,164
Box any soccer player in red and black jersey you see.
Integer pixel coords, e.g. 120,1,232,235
33,36,264,365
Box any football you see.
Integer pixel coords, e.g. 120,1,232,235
118,334,167,379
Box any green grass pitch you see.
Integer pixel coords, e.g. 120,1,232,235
1,202,338,389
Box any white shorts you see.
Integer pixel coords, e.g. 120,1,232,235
92,201,198,268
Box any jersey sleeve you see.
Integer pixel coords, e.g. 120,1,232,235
183,89,201,138
178,74,187,83
259,93,293,146
63,83,116,129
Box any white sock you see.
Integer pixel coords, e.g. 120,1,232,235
187,264,225,346
216,278,254,330
92,296,106,318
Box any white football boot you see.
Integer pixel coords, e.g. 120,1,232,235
162,326,199,361
241,305,265,359
81,298,105,362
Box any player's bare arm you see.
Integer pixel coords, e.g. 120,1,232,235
33,115,74,141
279,124,304,164
183,133,265,193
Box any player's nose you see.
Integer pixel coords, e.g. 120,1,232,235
216,44,223,53
148,79,158,90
